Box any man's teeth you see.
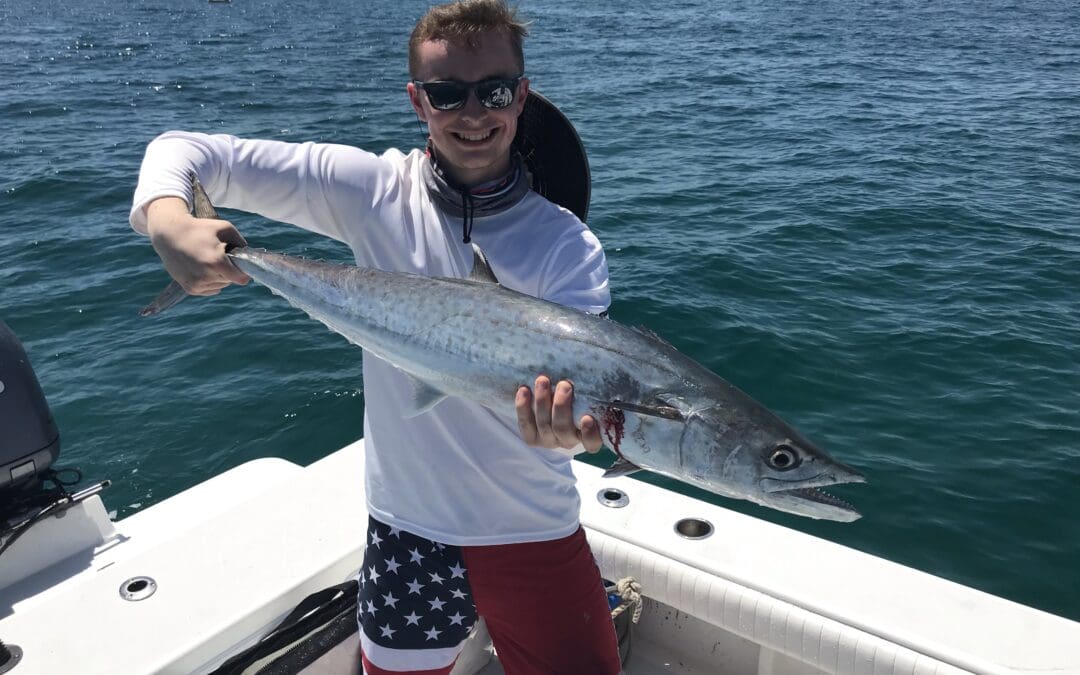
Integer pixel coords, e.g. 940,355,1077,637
456,130,493,142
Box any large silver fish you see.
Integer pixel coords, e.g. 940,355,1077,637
142,176,865,521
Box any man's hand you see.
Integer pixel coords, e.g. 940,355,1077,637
146,196,250,295
515,375,602,454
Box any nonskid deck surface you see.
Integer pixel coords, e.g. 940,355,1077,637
445,637,708,675
297,618,733,675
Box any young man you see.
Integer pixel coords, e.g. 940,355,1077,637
130,1,622,673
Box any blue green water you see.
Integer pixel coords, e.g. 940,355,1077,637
2,0,1078,621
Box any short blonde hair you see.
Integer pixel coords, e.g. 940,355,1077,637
409,0,528,78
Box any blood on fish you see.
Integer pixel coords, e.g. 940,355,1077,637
599,406,626,455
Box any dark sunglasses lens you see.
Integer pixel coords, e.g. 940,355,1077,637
423,82,468,110
477,80,516,108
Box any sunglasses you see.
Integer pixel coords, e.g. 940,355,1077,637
412,76,523,111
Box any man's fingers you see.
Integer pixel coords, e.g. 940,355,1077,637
515,385,539,445
518,377,595,452
532,375,558,446
580,415,602,453
550,380,581,447
186,279,231,296
180,255,246,293
215,259,251,286
216,222,249,250
214,223,251,285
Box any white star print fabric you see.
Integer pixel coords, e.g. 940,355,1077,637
357,517,478,671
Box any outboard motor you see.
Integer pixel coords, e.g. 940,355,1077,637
0,320,107,564
0,319,60,499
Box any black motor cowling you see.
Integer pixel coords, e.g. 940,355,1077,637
0,320,60,497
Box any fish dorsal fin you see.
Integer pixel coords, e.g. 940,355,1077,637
632,324,677,350
401,374,450,419
468,244,500,284
599,398,686,421
603,457,644,478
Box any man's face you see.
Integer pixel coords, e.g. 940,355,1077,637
408,30,529,187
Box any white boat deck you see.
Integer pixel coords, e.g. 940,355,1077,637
1,439,1078,674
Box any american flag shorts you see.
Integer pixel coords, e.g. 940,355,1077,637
357,517,478,672
355,516,622,675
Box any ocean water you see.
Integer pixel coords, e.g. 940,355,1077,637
2,0,1078,622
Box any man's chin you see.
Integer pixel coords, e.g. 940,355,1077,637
434,147,513,184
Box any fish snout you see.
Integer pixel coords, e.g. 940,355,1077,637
759,463,865,494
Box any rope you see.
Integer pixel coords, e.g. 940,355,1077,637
607,577,643,624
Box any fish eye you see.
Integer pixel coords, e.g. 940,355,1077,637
767,444,800,471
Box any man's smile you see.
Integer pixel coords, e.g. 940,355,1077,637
451,128,496,144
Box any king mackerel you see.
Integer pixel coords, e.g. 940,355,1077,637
143,176,866,522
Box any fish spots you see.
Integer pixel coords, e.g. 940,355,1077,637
599,406,626,455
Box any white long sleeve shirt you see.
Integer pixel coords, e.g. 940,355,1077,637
131,131,610,545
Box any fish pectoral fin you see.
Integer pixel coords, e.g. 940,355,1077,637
602,457,644,478
402,375,450,419
599,399,686,421
467,245,501,284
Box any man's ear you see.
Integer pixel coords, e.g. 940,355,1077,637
407,82,428,123
515,77,530,115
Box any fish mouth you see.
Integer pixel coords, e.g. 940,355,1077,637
771,486,862,522
759,471,865,522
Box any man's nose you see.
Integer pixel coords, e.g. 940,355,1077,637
458,89,487,118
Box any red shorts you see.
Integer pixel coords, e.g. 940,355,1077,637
357,517,621,675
